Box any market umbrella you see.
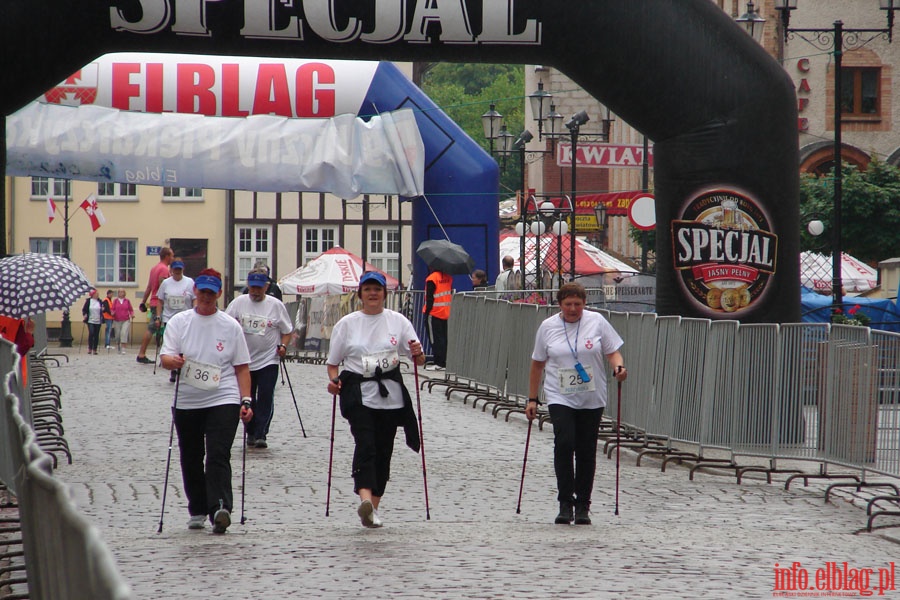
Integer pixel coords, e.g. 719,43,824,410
0,253,93,318
277,247,400,296
799,251,877,295
416,239,475,275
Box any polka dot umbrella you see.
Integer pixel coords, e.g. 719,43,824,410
0,253,93,318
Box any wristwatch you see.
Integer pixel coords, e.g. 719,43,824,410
241,397,252,409
277,344,286,350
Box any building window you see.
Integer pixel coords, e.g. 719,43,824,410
163,187,203,201
31,177,69,198
97,182,137,200
841,67,880,117
303,226,337,260
236,226,271,283
96,239,137,284
368,227,400,279
30,238,68,257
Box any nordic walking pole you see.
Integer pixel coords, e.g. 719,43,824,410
240,424,247,524
152,318,162,374
157,367,181,533
280,359,307,438
325,393,337,517
615,370,623,516
516,419,533,514
413,360,431,520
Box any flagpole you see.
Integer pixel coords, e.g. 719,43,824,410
58,181,74,347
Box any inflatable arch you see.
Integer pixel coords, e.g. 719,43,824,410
1,0,801,322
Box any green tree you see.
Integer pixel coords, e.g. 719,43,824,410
799,159,900,263
420,63,524,197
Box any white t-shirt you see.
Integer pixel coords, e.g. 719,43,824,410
157,276,195,323
495,269,519,292
531,309,623,409
327,309,421,410
225,294,293,371
160,309,251,410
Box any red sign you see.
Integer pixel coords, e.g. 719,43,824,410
557,143,653,168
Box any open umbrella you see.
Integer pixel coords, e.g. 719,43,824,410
277,247,400,296
0,253,93,318
416,239,475,275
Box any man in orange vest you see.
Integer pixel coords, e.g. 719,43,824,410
423,267,452,371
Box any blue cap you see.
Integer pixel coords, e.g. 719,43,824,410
195,274,222,293
359,271,387,288
171,260,185,270
247,273,269,287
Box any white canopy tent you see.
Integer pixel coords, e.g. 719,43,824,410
278,247,400,296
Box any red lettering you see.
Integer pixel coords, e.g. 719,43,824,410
798,78,811,93
221,64,249,117
111,63,142,111
798,117,809,132
177,64,217,114
146,63,164,113
798,97,809,112
253,64,293,117
797,58,810,72
296,63,335,117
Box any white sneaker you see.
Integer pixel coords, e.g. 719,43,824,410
187,515,206,530
434,366,446,371
357,499,376,528
424,365,437,371
371,509,383,528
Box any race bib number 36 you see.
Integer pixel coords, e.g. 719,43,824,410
182,358,222,391
362,349,400,377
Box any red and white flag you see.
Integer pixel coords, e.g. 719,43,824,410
46,197,57,223
79,193,106,231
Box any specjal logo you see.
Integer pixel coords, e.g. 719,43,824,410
671,188,777,316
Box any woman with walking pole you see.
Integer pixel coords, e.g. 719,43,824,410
326,271,426,528
525,282,627,525
159,268,253,534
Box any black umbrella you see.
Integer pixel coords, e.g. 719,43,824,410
416,240,475,276
0,253,93,318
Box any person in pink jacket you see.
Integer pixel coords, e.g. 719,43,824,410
112,289,135,355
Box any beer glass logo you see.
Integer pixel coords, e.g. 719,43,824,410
671,189,778,317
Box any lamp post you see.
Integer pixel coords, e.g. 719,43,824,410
774,0,899,316
565,111,589,282
59,181,73,347
736,1,767,42
481,102,503,155
514,130,533,290
593,201,608,250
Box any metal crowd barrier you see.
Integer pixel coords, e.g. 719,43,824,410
1,339,132,599
432,296,900,531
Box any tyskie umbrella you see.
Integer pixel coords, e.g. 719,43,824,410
0,253,93,318
277,247,400,296
416,239,475,275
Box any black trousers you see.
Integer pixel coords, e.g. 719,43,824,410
346,404,405,497
174,403,240,518
86,322,101,352
249,363,279,439
427,315,448,367
547,404,604,505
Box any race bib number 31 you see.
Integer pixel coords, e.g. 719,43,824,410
182,358,222,391
362,349,400,377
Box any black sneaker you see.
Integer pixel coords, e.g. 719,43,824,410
246,435,256,447
212,508,231,534
555,501,574,524
136,356,153,364
255,437,268,449
574,503,591,525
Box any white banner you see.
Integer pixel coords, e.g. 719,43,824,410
6,102,425,198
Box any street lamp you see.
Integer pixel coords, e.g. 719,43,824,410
736,1,767,43
775,0,898,316
593,201,609,250
514,130,533,290
528,81,553,140
565,111,589,282
59,181,74,347
481,102,503,155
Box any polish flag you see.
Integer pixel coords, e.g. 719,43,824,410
79,194,106,231
47,197,57,223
